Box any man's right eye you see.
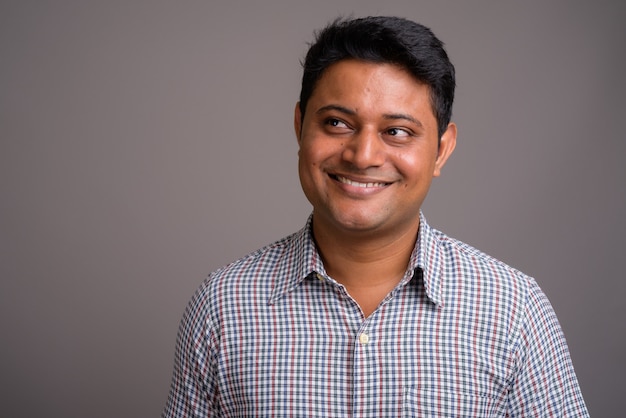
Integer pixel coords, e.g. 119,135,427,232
325,118,348,129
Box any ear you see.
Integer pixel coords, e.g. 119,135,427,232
433,122,457,177
294,102,303,143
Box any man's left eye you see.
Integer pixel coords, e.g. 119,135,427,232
386,128,410,137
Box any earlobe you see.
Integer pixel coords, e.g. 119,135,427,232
433,122,457,177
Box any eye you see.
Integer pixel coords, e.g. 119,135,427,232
325,118,349,129
385,127,412,138
322,117,352,134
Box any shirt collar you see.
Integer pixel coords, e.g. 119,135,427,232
268,212,444,306
268,214,322,304
413,212,444,306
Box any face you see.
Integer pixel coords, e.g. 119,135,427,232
295,59,456,238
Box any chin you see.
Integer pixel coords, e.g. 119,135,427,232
330,212,388,232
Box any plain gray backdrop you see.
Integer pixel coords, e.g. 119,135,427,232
1,1,624,417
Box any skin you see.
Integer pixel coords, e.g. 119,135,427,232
294,59,456,317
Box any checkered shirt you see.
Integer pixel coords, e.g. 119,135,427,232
162,213,588,417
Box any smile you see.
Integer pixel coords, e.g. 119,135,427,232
333,174,389,188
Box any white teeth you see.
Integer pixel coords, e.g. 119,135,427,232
336,175,386,188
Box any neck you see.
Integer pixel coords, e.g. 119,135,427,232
312,215,420,317
312,215,420,289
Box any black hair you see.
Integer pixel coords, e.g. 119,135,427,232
299,16,455,138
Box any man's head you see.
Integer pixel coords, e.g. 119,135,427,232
299,16,455,139
294,16,457,239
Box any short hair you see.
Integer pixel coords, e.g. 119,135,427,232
299,16,456,138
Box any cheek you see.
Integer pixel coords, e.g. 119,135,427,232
298,149,320,183
300,137,347,174
394,154,421,178
393,147,437,180
301,142,330,167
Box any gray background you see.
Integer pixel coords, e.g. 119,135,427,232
1,1,624,417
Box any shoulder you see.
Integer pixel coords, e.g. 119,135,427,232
184,229,306,323
433,227,536,294
200,231,298,295
427,226,548,337
427,225,566,357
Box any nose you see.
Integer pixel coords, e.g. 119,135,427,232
341,129,385,169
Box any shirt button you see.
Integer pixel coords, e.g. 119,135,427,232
359,333,370,345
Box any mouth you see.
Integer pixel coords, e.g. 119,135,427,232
330,174,391,188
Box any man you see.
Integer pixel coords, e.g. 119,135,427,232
163,16,588,417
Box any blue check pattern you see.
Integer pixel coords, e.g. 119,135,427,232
162,213,588,417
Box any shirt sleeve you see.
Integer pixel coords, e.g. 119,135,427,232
508,280,589,417
162,286,219,418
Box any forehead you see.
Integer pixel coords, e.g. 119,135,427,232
310,59,436,121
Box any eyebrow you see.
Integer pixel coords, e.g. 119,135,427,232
383,113,424,128
315,104,356,116
315,104,423,128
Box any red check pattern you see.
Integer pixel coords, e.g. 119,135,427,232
162,213,588,417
